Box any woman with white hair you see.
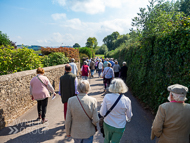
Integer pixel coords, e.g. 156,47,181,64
65,80,99,143
151,84,190,143
100,78,133,143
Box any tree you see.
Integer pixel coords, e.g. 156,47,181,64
86,37,98,48
180,0,190,16
96,44,108,54
103,31,120,51
113,34,130,49
73,43,80,48
0,31,12,46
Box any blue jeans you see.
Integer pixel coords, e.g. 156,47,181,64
98,69,102,77
82,76,88,80
74,136,93,143
91,69,94,76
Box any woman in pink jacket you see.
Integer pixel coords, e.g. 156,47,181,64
30,67,56,123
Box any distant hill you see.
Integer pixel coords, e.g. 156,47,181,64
17,45,41,51
17,45,73,51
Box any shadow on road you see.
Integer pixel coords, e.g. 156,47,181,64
3,121,68,143
0,119,40,136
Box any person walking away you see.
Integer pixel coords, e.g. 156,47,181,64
59,64,79,120
113,61,120,78
81,61,91,80
151,84,190,143
100,78,133,143
109,58,115,67
65,80,99,143
69,58,78,76
102,63,114,92
103,58,108,70
120,62,128,83
30,67,56,123
98,59,103,78
95,60,99,73
90,59,95,78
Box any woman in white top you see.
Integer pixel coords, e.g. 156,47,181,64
100,78,133,143
98,59,103,78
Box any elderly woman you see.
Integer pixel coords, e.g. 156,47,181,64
100,78,133,143
113,61,120,77
151,84,190,143
30,67,56,123
65,80,99,143
103,62,114,92
120,61,128,83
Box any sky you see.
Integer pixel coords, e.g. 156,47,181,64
0,0,151,47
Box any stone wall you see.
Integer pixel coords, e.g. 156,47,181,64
0,63,80,130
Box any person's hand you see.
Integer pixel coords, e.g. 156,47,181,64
67,135,71,137
31,96,34,101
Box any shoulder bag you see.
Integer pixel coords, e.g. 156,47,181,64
99,94,122,137
76,96,98,132
37,75,52,96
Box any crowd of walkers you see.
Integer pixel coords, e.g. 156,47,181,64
29,57,190,143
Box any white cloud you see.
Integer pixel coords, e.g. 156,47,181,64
17,36,22,39
51,13,67,20
53,0,126,14
53,0,66,6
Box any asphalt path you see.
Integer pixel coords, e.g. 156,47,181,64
0,73,155,143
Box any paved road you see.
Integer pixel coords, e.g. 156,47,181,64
0,73,155,143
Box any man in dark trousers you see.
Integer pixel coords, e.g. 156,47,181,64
120,61,128,84
59,64,78,120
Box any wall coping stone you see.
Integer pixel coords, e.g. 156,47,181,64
0,64,66,82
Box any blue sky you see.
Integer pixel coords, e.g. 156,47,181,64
0,0,151,47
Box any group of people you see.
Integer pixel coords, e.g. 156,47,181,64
30,58,190,143
81,57,128,92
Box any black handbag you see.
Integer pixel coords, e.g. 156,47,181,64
99,94,122,137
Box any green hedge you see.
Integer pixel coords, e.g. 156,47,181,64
79,47,95,58
0,46,42,75
0,46,70,75
41,52,69,67
106,28,190,112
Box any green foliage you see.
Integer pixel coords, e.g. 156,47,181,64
96,44,108,54
0,31,12,46
103,31,120,51
79,47,95,58
105,0,190,112
86,37,98,48
42,52,69,67
0,46,42,75
180,0,190,16
73,43,80,48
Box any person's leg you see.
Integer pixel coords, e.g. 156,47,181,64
103,122,113,143
111,127,125,143
98,69,101,77
64,102,68,120
41,98,48,120
82,136,93,143
73,138,82,143
91,70,94,77
107,78,112,88
37,100,42,118
115,72,119,77
104,78,107,89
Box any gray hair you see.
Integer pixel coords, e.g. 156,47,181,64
109,78,128,93
123,62,126,65
77,80,90,93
